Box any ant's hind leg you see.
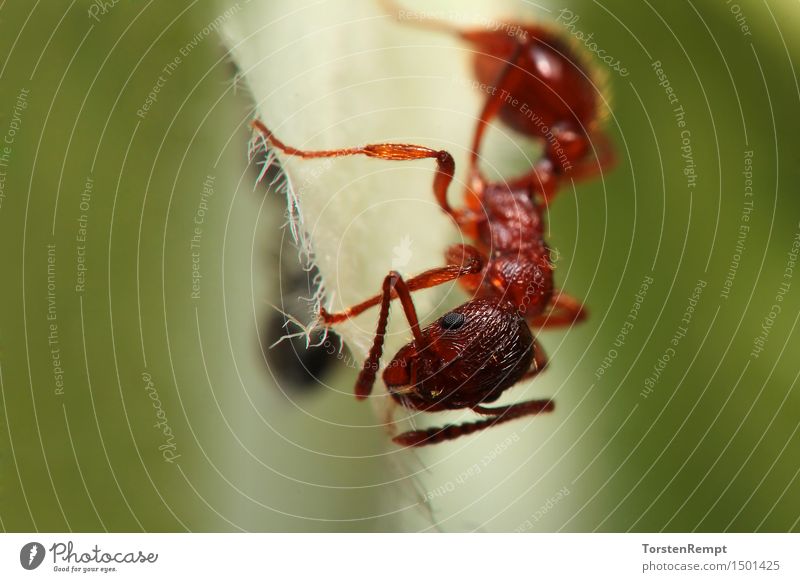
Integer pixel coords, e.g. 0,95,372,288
468,38,529,184
393,398,554,447
342,256,483,400
530,290,587,328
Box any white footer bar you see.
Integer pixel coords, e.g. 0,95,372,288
1,533,796,581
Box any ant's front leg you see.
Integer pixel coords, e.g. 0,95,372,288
350,271,423,400
319,243,485,324
342,246,485,400
530,290,587,328
393,398,554,447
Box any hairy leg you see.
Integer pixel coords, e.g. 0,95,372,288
353,271,422,399
319,244,485,324
393,398,554,447
530,290,587,328
252,119,458,218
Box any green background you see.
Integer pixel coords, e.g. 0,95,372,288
0,0,798,531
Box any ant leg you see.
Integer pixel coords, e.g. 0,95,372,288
319,243,485,324
559,130,617,184
518,129,615,203
353,271,425,400
251,120,458,218
519,339,548,380
530,290,587,328
393,340,551,447
393,398,554,447
468,38,529,182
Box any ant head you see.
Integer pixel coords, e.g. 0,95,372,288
383,298,534,408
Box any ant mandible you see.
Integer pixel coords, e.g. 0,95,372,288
252,4,613,447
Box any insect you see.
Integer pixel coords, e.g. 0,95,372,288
379,0,615,200
251,5,613,446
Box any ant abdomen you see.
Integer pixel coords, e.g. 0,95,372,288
464,27,600,134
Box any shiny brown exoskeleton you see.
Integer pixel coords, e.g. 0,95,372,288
251,4,613,446
380,0,615,200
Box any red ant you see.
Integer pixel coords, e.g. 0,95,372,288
251,4,614,447
379,0,615,199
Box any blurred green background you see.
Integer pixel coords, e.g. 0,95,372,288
0,0,798,532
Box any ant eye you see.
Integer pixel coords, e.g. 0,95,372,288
440,311,466,330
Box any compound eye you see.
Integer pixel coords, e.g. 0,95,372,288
440,311,466,331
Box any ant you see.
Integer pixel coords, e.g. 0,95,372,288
379,0,615,199
251,4,614,447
